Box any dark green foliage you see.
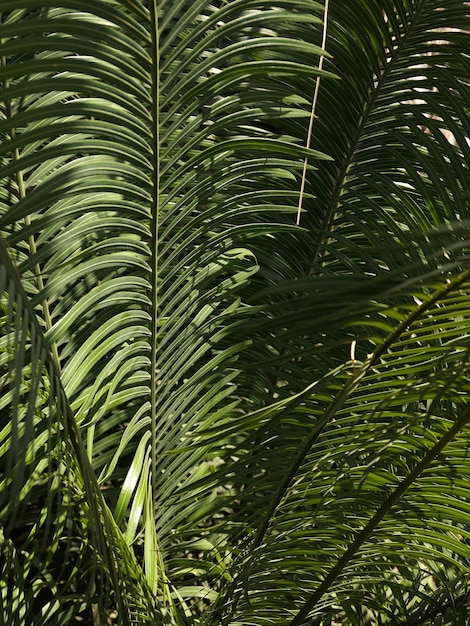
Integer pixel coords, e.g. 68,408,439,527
0,1,470,624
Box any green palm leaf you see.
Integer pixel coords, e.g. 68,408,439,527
1,1,470,625
0,1,328,623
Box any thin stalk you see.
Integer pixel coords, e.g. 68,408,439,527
296,0,329,225
150,0,160,510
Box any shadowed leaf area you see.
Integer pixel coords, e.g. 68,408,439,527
0,1,470,624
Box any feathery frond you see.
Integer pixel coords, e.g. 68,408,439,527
1,1,469,624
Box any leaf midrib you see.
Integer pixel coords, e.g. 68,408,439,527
311,1,426,270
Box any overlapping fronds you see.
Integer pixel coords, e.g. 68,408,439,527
0,0,469,624
0,0,328,622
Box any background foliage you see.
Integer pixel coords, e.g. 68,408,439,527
1,0,470,624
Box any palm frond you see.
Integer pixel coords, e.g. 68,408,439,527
0,0,329,622
1,1,470,625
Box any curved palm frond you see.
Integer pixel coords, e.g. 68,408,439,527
0,0,329,623
1,0,470,625
199,1,470,624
